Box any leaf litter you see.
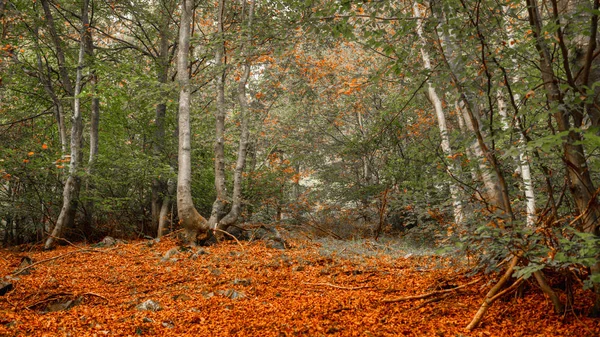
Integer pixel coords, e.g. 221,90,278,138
0,236,598,336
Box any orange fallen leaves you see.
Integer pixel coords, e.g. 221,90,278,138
0,238,598,336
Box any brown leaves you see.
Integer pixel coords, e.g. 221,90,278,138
0,238,599,336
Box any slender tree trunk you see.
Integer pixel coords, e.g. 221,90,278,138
152,0,173,236
176,0,208,244
497,6,537,226
33,6,68,154
84,4,99,238
527,0,600,315
45,0,89,250
499,79,564,313
218,0,255,230
208,0,228,228
41,0,73,96
413,2,463,224
157,178,176,238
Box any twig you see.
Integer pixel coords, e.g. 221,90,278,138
382,277,483,303
488,277,524,303
304,282,372,290
46,234,82,249
212,228,245,252
80,292,109,302
11,248,99,275
161,228,184,238
407,293,452,311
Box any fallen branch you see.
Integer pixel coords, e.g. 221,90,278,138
213,228,245,252
382,276,483,303
80,292,109,303
11,248,99,276
25,291,108,310
304,282,372,290
407,293,452,311
466,255,519,330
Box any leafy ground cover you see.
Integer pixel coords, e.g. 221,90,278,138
1,236,598,336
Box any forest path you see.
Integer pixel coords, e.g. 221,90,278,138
0,236,597,336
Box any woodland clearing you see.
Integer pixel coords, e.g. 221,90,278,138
0,234,598,337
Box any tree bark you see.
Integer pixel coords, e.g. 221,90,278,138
41,0,73,96
526,0,600,315
218,0,255,230
157,178,176,238
84,3,100,237
208,0,228,228
176,0,209,244
413,2,463,225
152,0,174,236
45,0,89,250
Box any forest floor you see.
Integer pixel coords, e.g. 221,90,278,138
0,233,599,336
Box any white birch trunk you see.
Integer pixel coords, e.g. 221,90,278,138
413,2,464,224
497,6,537,227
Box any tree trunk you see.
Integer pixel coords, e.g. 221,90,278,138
176,0,209,244
208,0,228,228
526,0,600,315
157,178,176,238
413,2,463,224
84,4,100,238
45,0,89,250
41,0,73,96
33,6,68,155
152,0,173,235
218,0,255,231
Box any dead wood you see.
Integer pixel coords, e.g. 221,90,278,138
466,255,519,330
11,248,100,276
407,293,452,311
213,228,245,251
304,282,372,290
382,276,482,303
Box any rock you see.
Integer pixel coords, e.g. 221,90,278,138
208,267,222,276
173,294,191,301
265,239,286,250
226,226,248,240
190,249,209,260
45,299,75,312
161,248,179,262
94,236,117,248
233,278,251,286
218,289,245,300
136,299,162,311
201,291,215,299
0,279,13,296
16,256,33,275
142,317,153,323
161,321,175,329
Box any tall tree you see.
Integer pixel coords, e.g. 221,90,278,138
176,0,209,244
207,0,228,228
45,0,90,249
526,0,600,315
217,0,255,230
